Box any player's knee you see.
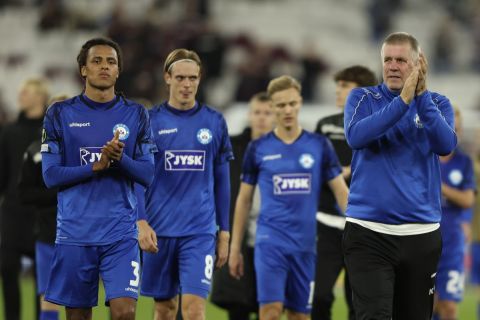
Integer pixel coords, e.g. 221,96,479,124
154,299,178,319
111,307,135,320
66,308,92,320
260,305,282,320
182,300,205,320
439,301,458,319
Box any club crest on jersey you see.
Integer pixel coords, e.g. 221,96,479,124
299,153,315,169
80,147,102,165
197,128,212,145
414,114,424,129
273,173,311,195
113,123,130,140
165,150,205,171
448,169,463,186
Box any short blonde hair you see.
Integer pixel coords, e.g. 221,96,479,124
21,78,50,104
267,75,302,99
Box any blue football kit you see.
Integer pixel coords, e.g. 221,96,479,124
140,102,233,299
436,150,476,302
241,130,342,313
41,94,156,307
342,83,457,319
344,84,456,225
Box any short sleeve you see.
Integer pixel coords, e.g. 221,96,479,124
241,141,259,185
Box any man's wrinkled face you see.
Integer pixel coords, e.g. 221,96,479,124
382,42,416,91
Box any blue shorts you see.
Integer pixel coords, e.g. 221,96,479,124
471,242,480,285
436,242,465,302
36,241,55,295
254,243,315,314
141,234,215,299
45,238,140,308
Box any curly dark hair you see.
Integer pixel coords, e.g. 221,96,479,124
76,37,123,77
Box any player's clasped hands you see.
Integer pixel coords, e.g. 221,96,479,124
400,67,419,105
103,130,125,161
400,53,428,105
93,130,124,172
416,52,428,96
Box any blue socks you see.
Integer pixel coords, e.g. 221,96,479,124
40,310,59,320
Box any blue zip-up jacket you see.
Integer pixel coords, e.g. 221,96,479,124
344,83,457,224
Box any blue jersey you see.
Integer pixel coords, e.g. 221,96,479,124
146,102,233,237
41,94,156,245
440,150,476,245
242,131,342,253
344,84,457,224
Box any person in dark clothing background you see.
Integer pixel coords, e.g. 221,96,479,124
17,94,68,320
312,66,377,320
0,78,50,320
210,92,274,320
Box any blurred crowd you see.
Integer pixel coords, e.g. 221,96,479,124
0,0,479,123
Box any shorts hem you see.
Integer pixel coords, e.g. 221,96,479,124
44,296,96,309
180,286,209,299
259,299,283,306
140,290,178,300
284,303,310,314
105,291,138,306
436,294,463,303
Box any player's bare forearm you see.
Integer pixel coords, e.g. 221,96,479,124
229,183,254,279
230,183,254,253
328,175,349,214
441,184,475,209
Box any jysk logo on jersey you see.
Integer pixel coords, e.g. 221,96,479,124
165,150,206,171
113,124,130,140
197,128,212,145
80,147,102,165
299,153,315,169
273,173,311,195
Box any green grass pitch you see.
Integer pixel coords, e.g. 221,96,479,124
0,276,477,319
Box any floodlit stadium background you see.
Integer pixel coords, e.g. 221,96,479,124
0,0,479,319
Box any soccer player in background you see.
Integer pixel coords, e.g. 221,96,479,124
41,38,156,320
18,94,69,320
211,92,275,320
137,48,233,320
229,75,349,320
0,77,50,320
433,106,476,320
342,32,457,319
471,150,480,320
312,65,377,320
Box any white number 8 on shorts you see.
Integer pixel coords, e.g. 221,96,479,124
204,255,214,280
